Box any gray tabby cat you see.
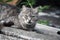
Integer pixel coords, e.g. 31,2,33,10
0,3,19,20
0,4,39,30
0,3,20,30
18,5,39,30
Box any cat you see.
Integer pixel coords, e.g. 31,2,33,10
0,3,20,30
18,5,39,30
0,3,20,20
0,3,39,30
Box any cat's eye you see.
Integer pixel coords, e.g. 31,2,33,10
31,16,35,17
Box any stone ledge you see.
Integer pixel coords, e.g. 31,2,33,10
0,34,24,40
1,27,60,40
35,23,60,36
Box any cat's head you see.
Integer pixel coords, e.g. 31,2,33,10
18,5,39,30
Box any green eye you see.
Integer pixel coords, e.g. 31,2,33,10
32,16,35,17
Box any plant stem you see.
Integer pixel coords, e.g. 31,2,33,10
27,0,33,8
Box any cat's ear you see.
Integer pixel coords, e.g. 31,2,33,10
33,7,38,13
22,5,27,11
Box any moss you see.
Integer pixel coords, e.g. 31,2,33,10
37,20,49,25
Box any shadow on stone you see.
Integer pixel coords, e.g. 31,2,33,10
3,21,14,27
57,31,60,35
0,30,4,34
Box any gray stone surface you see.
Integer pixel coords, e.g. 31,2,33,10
1,27,60,40
38,12,60,28
0,34,24,40
35,23,60,36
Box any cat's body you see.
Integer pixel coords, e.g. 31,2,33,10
0,3,39,30
0,3,20,20
0,3,20,30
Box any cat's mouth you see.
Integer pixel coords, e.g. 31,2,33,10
26,23,32,25
26,24,33,28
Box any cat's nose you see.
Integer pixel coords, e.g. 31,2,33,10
28,20,31,23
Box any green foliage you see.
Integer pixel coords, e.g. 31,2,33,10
21,0,36,7
37,20,49,25
0,0,3,2
38,5,50,25
0,0,13,3
38,5,50,12
6,0,13,2
27,0,35,7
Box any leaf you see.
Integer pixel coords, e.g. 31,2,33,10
42,5,50,10
21,2,29,6
27,0,35,6
20,0,36,7
38,5,50,12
